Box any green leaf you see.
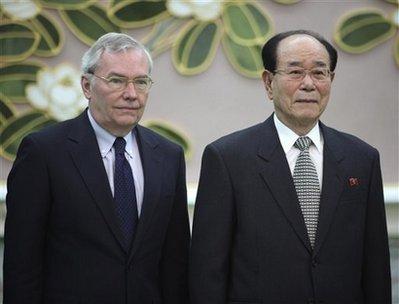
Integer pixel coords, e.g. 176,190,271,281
0,92,16,128
108,0,169,28
222,2,273,47
222,34,263,79
172,20,223,76
39,0,96,10
0,111,56,161
143,120,191,158
60,4,120,46
29,11,64,57
334,9,396,53
272,0,302,4
142,17,185,58
0,61,44,104
0,20,40,63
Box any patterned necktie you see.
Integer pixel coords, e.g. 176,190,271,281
113,137,138,249
293,136,320,248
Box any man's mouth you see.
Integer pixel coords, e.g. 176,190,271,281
296,99,317,103
115,106,137,110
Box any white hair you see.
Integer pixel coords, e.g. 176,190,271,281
81,32,153,77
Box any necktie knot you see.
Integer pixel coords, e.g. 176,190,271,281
114,137,126,155
295,136,312,151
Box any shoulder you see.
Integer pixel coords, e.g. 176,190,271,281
322,124,379,160
23,115,80,147
210,122,267,151
137,125,184,156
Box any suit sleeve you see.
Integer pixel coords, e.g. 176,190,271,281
160,148,190,304
3,135,51,304
362,150,391,303
189,144,235,304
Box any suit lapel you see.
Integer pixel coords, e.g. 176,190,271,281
258,116,312,253
67,111,126,252
313,124,345,256
128,126,163,264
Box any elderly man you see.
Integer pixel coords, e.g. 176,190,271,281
190,30,391,304
4,33,190,304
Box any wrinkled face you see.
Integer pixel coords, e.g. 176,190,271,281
81,49,150,136
263,35,334,132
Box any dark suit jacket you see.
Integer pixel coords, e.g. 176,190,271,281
190,114,391,304
4,110,190,304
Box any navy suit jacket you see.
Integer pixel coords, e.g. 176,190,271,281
4,110,190,304
190,114,391,304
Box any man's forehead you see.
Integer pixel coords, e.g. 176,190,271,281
101,48,145,61
97,49,149,72
276,34,329,65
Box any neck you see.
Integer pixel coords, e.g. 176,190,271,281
275,113,317,136
88,108,134,137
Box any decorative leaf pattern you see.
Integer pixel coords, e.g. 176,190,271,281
0,93,16,128
143,120,191,158
0,20,40,63
0,111,56,161
30,12,64,56
142,17,186,57
38,0,96,10
108,0,169,28
222,2,273,46
334,9,396,53
60,4,120,45
272,0,302,4
172,20,223,75
0,61,44,103
222,35,264,78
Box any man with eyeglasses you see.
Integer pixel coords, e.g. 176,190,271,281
4,33,190,304
190,30,391,303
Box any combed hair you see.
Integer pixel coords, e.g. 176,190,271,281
261,29,338,72
81,32,153,75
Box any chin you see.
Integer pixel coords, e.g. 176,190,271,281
292,109,318,121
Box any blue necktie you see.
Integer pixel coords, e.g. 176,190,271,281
113,137,138,249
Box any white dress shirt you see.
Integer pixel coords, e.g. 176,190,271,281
273,114,324,190
88,110,144,216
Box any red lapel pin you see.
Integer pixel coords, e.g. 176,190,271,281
348,177,359,187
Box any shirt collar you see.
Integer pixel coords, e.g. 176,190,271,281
273,113,323,153
87,109,135,158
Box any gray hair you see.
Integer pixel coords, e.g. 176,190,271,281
81,32,153,76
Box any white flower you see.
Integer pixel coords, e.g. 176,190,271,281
1,0,41,20
26,64,87,121
167,0,223,22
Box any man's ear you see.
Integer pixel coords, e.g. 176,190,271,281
262,70,274,100
330,71,335,83
81,75,92,100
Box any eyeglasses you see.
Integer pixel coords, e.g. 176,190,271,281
89,73,154,92
273,67,333,82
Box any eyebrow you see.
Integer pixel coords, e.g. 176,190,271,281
106,72,150,78
286,60,328,67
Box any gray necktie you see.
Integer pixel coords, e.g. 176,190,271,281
293,136,320,247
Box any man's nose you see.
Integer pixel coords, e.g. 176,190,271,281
122,81,138,100
300,73,316,91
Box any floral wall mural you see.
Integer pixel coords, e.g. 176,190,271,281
0,0,398,162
